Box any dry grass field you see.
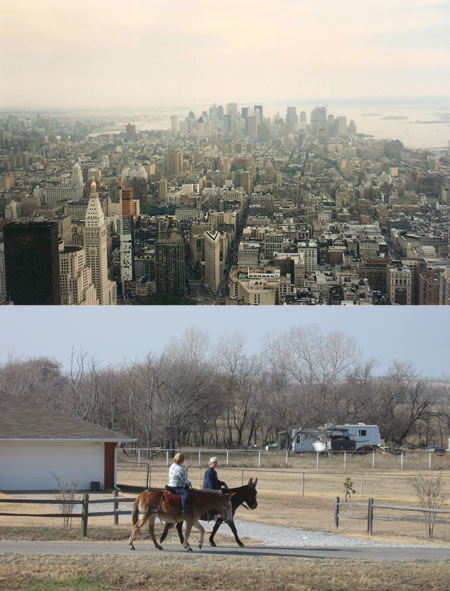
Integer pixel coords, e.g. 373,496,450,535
1,553,450,591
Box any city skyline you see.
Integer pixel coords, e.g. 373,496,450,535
0,306,449,379
0,0,448,109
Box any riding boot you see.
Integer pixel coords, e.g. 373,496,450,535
182,503,192,518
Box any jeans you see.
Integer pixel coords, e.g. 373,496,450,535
171,486,191,513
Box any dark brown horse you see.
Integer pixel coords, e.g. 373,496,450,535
128,487,233,552
160,477,258,547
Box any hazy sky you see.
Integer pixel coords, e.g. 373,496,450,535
1,0,448,109
1,306,449,379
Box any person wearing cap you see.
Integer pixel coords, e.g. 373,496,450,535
168,453,192,517
203,457,227,491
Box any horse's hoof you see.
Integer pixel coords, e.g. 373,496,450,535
157,545,163,551
209,539,216,547
129,545,135,551
185,546,193,552
238,542,245,547
198,544,202,550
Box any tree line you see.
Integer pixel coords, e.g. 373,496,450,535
1,326,449,449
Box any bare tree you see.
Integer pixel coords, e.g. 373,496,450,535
412,474,447,537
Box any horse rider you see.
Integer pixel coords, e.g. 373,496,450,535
203,456,227,491
168,453,192,517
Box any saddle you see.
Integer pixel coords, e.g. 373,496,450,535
163,486,181,506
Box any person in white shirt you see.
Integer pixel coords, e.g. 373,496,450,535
167,453,191,517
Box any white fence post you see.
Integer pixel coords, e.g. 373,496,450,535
198,450,201,467
166,450,169,466
344,451,347,470
316,452,320,470
372,450,376,469
226,450,229,466
285,449,289,466
428,452,432,470
400,452,404,470
258,451,261,467
137,449,141,464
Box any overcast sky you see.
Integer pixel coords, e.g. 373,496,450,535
1,306,449,379
0,0,448,109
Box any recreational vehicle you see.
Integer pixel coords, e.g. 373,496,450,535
291,423,381,453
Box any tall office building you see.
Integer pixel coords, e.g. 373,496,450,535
247,116,257,139
310,106,327,136
155,228,186,296
125,123,137,141
165,151,183,177
254,105,263,125
84,182,117,305
71,162,84,199
59,245,98,305
0,243,6,303
4,221,61,304
226,103,238,116
204,231,222,294
120,188,134,283
171,115,179,136
286,106,298,131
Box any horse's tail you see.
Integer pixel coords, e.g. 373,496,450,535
132,495,141,525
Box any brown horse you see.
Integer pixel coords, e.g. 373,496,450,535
160,477,258,547
128,487,233,552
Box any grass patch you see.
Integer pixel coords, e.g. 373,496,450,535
24,576,110,591
0,526,131,542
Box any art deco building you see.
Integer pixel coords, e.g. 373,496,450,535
84,182,117,305
59,246,98,305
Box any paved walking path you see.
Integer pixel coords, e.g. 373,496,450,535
0,539,448,562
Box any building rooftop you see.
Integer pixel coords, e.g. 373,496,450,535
0,394,134,442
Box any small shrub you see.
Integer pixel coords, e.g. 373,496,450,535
343,477,356,502
412,474,447,537
52,473,80,529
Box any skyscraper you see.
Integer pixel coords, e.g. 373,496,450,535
4,221,61,304
120,188,134,283
0,243,6,303
84,181,117,305
125,123,137,141
165,151,183,177
171,115,179,136
254,105,263,125
286,106,298,131
59,245,99,305
155,226,186,296
204,231,222,294
71,162,84,199
310,106,327,136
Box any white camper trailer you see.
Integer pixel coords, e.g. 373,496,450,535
291,423,381,453
317,423,381,452
291,428,321,452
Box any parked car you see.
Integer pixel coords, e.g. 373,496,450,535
423,446,447,455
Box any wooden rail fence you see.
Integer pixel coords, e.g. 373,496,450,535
334,496,450,535
0,492,136,537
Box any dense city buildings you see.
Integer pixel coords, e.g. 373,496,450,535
0,105,448,305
